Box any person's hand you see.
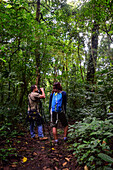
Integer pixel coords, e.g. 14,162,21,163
39,88,45,99
40,88,44,92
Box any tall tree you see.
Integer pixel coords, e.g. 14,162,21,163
87,20,99,85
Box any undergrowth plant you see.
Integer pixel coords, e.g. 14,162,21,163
0,105,25,162
68,117,113,169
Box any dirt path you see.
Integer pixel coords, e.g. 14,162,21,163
1,123,83,170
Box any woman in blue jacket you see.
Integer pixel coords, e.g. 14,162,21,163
49,82,68,145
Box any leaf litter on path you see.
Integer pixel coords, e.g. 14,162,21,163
0,123,84,170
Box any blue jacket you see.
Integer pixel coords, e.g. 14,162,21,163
49,91,67,113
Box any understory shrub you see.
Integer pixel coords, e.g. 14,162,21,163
68,117,113,169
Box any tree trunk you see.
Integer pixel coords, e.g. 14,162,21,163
8,56,11,101
78,39,84,81
18,58,27,107
110,46,113,112
35,0,41,86
87,21,99,86
54,65,57,82
18,76,26,107
35,48,41,86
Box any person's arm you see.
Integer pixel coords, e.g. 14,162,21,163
39,88,45,99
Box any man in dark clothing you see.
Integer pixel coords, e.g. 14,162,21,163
28,85,48,140
49,82,68,145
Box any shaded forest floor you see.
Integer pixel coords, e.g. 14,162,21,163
0,122,84,170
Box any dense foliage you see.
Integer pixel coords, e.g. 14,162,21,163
0,0,113,167
68,117,113,169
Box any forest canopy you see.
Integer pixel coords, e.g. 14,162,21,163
0,0,113,125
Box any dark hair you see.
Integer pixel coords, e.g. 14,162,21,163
52,82,62,93
31,85,36,92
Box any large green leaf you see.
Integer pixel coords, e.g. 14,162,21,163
98,153,113,163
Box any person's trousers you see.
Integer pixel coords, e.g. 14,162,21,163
30,120,44,138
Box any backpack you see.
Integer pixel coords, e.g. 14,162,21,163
51,92,62,112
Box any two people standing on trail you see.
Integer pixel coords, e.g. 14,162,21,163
27,82,68,144
28,85,48,140
49,82,68,145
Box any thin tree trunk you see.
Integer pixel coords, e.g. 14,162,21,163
35,0,41,86
65,53,68,94
8,57,11,101
18,55,27,107
78,41,84,81
109,40,113,111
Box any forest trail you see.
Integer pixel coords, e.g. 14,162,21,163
0,123,83,170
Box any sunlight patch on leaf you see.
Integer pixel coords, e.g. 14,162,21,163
22,157,27,163
0,58,6,63
52,148,55,150
6,4,12,8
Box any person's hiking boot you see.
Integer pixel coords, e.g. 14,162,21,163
54,140,59,146
54,142,59,146
35,135,39,138
31,135,39,140
39,137,48,141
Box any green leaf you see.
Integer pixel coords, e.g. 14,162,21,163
0,58,6,63
104,167,113,170
98,153,113,163
6,4,12,8
73,143,78,147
